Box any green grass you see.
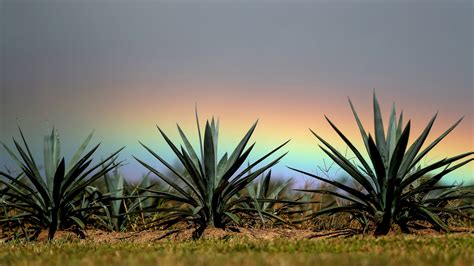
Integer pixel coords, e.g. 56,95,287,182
0,234,472,266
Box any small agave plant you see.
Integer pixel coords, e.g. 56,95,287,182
87,167,127,232
238,171,299,224
134,110,289,238
0,169,22,212
291,93,473,235
0,128,123,240
99,171,160,231
71,162,159,232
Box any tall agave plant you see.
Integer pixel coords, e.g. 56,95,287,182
291,94,473,235
134,110,289,237
0,128,123,240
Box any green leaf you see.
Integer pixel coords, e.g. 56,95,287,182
13,139,45,188
192,206,203,216
52,159,66,206
288,166,370,206
386,103,397,162
323,117,375,184
133,156,196,204
17,127,42,178
262,171,272,198
410,117,463,171
396,111,403,139
295,189,368,207
177,124,202,175
373,93,387,163
216,153,228,179
387,121,410,181
400,152,473,191
348,98,370,153
312,130,378,202
204,121,216,191
70,216,85,229
367,135,386,193
225,121,258,173
69,131,94,170
403,158,473,200
398,114,437,178
309,204,366,219
156,126,205,193
44,128,61,195
417,206,449,231
195,106,205,165
224,211,241,225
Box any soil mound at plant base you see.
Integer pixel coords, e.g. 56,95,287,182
25,226,474,243
35,230,85,241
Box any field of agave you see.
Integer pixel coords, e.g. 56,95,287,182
0,94,472,242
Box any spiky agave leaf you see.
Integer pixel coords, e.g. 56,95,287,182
292,93,473,235
0,127,123,240
135,111,289,237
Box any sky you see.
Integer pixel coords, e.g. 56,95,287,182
0,0,473,184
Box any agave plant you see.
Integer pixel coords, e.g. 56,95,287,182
127,173,159,218
0,170,26,237
96,171,162,231
134,111,289,237
247,171,293,213
87,167,128,232
237,171,306,224
413,183,473,224
291,93,473,235
0,128,123,240
0,169,22,214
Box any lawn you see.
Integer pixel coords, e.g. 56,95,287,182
1,233,472,266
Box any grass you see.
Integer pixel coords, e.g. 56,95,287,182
0,234,472,266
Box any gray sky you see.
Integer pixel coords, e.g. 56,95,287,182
1,0,473,181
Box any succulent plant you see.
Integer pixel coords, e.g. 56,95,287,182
135,110,289,238
236,171,305,225
291,93,473,235
0,128,123,240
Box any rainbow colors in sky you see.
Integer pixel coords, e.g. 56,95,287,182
2,86,471,185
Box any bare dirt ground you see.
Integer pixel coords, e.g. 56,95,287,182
31,226,474,243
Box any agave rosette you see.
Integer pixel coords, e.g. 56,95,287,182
0,128,123,240
134,110,289,237
291,94,473,235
